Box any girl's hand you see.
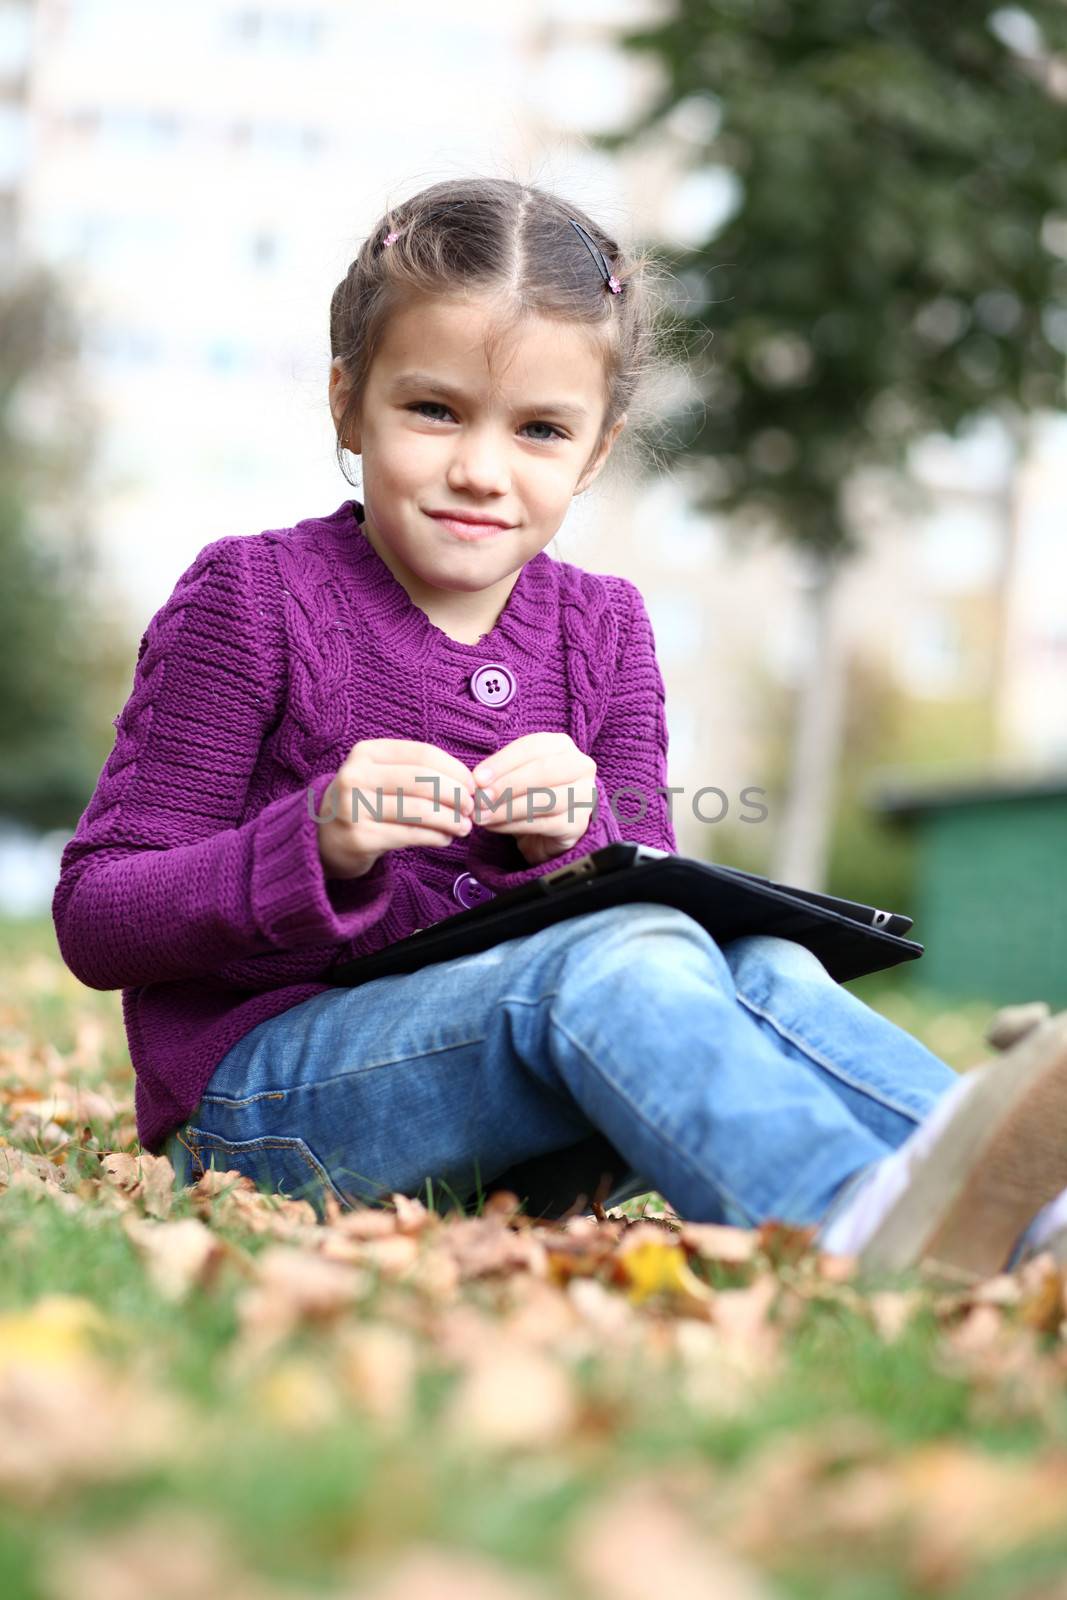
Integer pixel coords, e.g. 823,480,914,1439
472,733,597,868
317,739,477,879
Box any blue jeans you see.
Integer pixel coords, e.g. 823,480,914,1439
162,904,959,1228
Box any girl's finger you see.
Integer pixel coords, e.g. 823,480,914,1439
341,789,473,833
472,733,571,783
391,793,473,830
352,767,473,817
476,777,593,823
477,761,592,804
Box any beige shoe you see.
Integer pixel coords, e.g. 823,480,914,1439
856,1012,1067,1284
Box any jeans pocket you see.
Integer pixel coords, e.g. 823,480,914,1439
187,1126,349,1220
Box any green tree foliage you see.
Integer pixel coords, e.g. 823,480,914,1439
600,1,1067,555
0,264,130,831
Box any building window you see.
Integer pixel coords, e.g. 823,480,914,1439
225,9,327,51
250,231,278,268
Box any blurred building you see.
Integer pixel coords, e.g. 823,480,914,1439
16,0,610,605
0,1,31,256
4,0,1066,909
839,416,1067,767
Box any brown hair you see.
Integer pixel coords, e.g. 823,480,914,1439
328,175,682,488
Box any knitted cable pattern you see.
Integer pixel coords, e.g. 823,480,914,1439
52,500,677,1153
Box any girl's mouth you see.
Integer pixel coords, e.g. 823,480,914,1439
426,513,509,541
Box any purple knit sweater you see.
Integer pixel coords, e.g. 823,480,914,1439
52,500,677,1153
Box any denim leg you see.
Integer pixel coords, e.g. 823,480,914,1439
720,934,961,1149
169,904,895,1231
532,905,893,1229
170,936,597,1214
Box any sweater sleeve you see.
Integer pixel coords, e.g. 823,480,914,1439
52,536,394,991
465,577,678,894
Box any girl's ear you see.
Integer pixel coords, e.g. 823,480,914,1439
575,413,627,496
329,358,361,454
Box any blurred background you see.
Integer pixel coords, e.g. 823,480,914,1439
2,0,1065,1010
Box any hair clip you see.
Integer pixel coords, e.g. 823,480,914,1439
382,229,400,248
568,217,624,294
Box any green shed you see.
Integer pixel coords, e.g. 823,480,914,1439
869,769,1067,1008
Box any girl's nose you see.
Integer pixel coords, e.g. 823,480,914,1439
447,429,511,496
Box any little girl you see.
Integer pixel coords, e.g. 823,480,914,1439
52,176,1067,1282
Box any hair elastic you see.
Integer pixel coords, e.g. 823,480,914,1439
568,218,623,294
376,212,622,295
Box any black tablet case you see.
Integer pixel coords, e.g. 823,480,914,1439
326,842,924,988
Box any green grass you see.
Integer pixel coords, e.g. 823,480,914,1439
2,912,1065,1598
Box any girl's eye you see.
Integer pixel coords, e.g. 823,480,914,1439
408,401,454,423
523,420,567,443
406,402,566,443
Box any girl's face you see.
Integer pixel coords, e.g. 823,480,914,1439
329,293,625,633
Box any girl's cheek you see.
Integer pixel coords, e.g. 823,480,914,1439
396,433,448,470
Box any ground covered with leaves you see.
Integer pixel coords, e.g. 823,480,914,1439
4,919,1067,1599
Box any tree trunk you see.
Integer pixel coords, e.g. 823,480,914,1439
770,548,849,892
988,411,1031,760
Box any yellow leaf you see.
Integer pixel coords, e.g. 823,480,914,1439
0,1294,112,1372
617,1240,714,1309
254,1358,337,1432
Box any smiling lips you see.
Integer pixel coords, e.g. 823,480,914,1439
426,510,512,540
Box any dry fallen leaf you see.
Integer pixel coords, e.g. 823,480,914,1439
42,1505,284,1600
332,1203,405,1240
231,1244,371,1367
2,1079,119,1129
756,1219,819,1269
709,1276,782,1371
446,1345,577,1450
345,1544,556,1600
567,1275,637,1338
93,1150,179,1219
540,1217,621,1285
680,1222,758,1266
566,1478,784,1600
1016,1256,1067,1334
901,1442,1067,1588
945,1303,1007,1356
671,1320,775,1419
190,1166,257,1199
353,1232,422,1278
389,1191,436,1234
122,1214,249,1302
444,1216,549,1282
0,1145,72,1194
336,1322,418,1427
0,1357,190,1508
711,1418,898,1566
496,1273,586,1354
185,1168,321,1239
867,1288,924,1344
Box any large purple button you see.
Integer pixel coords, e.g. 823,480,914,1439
452,871,494,910
470,662,516,708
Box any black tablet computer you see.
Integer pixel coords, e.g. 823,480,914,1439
327,842,923,989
